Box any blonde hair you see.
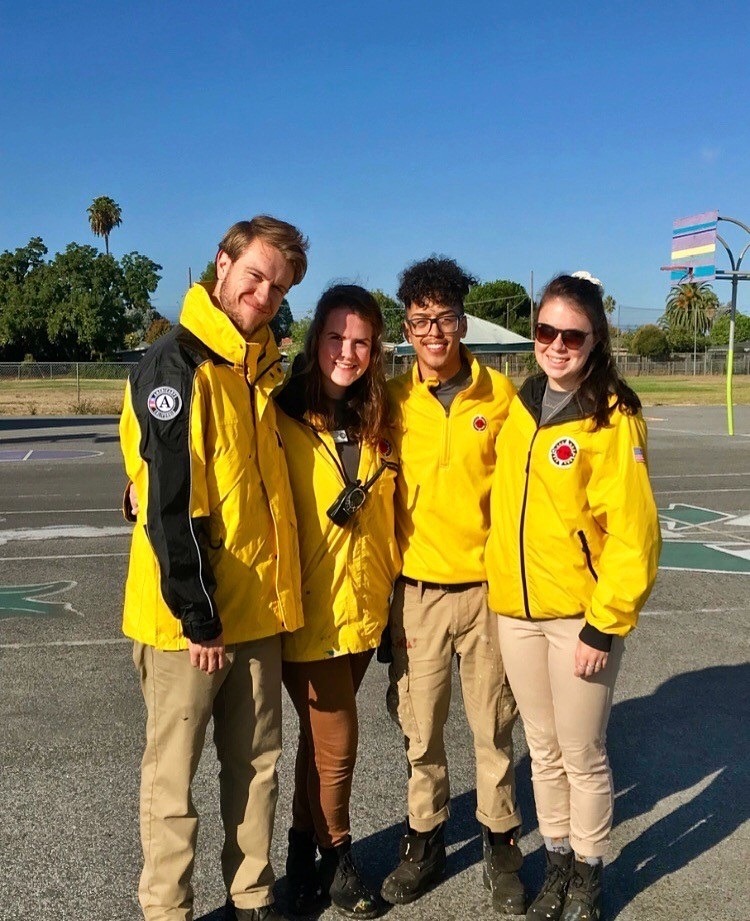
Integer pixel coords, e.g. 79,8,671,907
218,215,309,285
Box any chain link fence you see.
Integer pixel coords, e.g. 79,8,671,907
0,362,138,381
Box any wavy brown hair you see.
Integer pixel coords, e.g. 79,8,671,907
217,215,309,285
302,284,391,444
539,274,641,430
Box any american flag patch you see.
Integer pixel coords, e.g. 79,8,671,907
633,446,645,463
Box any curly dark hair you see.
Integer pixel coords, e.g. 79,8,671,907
397,256,478,311
538,274,641,430
301,284,391,445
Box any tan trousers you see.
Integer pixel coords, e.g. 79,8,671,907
283,650,373,848
133,635,282,921
495,615,623,857
387,580,520,834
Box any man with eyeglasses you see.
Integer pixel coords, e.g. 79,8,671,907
381,256,526,915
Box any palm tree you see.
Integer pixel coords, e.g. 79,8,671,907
87,196,122,255
661,282,719,335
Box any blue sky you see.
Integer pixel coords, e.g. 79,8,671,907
3,1,749,327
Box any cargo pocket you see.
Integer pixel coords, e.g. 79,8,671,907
386,656,422,744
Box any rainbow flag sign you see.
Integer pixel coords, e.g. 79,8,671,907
670,210,718,282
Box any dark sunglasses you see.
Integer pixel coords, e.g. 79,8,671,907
534,322,591,350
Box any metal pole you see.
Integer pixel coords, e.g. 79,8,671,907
693,306,697,376
716,216,750,435
529,271,534,336
726,274,738,435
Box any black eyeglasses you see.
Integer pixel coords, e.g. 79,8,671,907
534,322,591,350
406,312,464,335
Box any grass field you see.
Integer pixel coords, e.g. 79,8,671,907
0,375,748,415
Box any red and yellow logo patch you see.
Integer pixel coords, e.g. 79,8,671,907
549,437,578,467
473,415,488,432
378,438,393,458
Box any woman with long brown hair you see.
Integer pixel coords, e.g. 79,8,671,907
485,273,661,921
275,284,399,919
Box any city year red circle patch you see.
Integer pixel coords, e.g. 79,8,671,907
549,437,578,467
378,438,392,458
473,415,488,432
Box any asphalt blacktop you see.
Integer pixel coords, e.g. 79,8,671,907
0,407,748,921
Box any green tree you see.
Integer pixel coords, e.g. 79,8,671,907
0,238,53,359
708,312,750,345
661,282,719,335
121,251,162,339
465,280,531,335
270,298,294,343
287,315,312,360
603,294,616,316
371,289,404,342
199,260,216,284
665,327,708,353
144,316,172,344
631,324,670,359
87,196,123,255
44,243,128,359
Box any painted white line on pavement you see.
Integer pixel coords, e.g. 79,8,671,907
651,472,750,479
0,552,128,561
644,607,748,615
0,525,132,545
653,488,748,496
0,508,120,515
650,426,750,438
0,637,130,650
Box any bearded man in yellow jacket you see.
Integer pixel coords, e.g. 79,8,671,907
119,217,308,921
380,257,526,916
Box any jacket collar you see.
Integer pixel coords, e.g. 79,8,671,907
518,373,596,426
410,344,483,398
179,283,282,384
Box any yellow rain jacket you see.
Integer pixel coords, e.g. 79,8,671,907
486,375,661,648
120,283,303,649
387,347,516,583
275,375,400,662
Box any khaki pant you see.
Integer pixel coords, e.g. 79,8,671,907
134,635,282,921
387,580,520,834
495,615,623,857
283,650,373,848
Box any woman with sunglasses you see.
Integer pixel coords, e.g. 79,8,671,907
485,273,660,921
275,284,399,920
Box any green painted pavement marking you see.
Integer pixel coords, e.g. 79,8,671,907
660,541,750,573
0,581,79,619
658,503,733,531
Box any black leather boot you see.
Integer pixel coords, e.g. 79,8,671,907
526,849,573,920
559,859,602,921
380,822,446,905
320,839,379,919
482,826,526,915
285,827,322,915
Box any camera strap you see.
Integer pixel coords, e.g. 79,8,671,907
307,422,395,495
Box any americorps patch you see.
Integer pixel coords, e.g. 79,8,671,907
148,386,182,421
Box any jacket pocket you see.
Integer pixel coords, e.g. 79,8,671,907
577,530,598,582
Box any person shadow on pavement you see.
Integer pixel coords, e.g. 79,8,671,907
604,662,749,918
198,663,747,920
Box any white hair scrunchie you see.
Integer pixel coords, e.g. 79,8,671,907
571,270,603,290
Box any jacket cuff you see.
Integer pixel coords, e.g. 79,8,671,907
180,609,223,643
579,621,613,652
